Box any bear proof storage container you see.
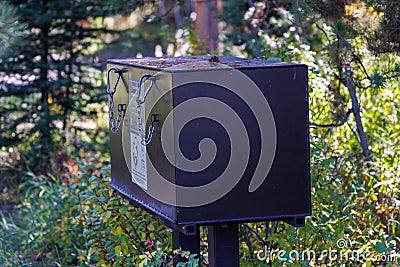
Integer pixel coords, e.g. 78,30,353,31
106,56,310,230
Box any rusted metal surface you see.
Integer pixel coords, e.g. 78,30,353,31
107,56,293,71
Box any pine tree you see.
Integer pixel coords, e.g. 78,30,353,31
0,0,138,171
0,2,26,58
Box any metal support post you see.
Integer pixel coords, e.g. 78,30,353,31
172,227,200,266
207,223,239,267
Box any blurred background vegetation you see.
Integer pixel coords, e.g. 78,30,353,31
0,0,399,266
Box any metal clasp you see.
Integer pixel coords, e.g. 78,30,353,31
106,67,127,134
136,74,154,105
136,74,158,146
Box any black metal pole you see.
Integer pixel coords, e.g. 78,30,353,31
207,223,239,267
172,227,200,266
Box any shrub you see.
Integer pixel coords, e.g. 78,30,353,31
0,155,199,266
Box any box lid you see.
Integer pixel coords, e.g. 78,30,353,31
107,56,300,72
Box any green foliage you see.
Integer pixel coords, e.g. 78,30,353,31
80,169,171,266
219,2,399,265
0,2,26,58
138,249,199,267
238,136,399,266
0,0,139,172
0,156,199,266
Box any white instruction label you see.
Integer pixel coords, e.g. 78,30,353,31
131,132,147,190
128,79,138,132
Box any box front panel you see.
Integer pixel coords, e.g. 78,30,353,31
169,66,310,224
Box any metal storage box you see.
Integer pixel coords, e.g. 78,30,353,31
106,56,310,229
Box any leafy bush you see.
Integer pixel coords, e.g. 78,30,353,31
238,136,399,266
236,11,400,264
0,155,199,266
1,133,398,266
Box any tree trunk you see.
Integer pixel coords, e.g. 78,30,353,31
194,0,222,53
346,68,371,160
39,0,51,169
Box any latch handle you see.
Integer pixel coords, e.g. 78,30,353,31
106,67,127,134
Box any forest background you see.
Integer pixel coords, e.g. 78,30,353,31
0,0,399,266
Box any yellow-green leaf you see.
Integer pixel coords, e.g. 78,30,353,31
115,245,121,256
121,241,129,254
114,225,123,236
147,224,155,231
